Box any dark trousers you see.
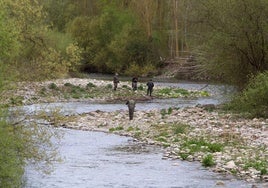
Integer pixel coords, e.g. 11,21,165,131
132,82,137,90
129,108,134,120
114,83,118,90
147,88,153,96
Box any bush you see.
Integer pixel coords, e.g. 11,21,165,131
225,71,268,118
0,121,24,187
86,82,96,88
202,154,215,167
48,83,58,90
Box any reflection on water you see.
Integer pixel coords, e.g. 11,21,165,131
25,129,254,188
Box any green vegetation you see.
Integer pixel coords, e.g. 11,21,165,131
244,159,268,175
202,154,215,167
0,119,24,187
182,138,224,154
2,82,210,107
190,0,268,88
1,0,267,117
0,108,62,187
172,123,190,135
225,71,268,118
109,126,124,132
156,87,208,98
1,0,268,185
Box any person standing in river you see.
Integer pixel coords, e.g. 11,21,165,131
132,76,138,91
146,79,154,96
126,99,136,120
113,73,119,91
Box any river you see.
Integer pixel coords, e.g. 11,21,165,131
23,81,263,188
25,129,253,188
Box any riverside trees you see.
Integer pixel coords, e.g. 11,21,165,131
1,0,267,85
1,0,268,185
0,1,62,187
187,0,268,88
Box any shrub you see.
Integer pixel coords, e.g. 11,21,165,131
174,88,190,95
86,82,96,88
48,83,58,90
244,159,268,175
158,88,172,95
226,71,268,118
138,84,144,90
64,82,73,87
109,126,124,132
202,154,215,167
167,107,173,114
106,84,113,89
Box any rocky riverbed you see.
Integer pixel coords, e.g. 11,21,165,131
5,78,268,185
63,106,268,184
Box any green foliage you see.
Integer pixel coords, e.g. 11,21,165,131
138,84,144,90
189,0,268,87
64,82,73,87
0,3,19,59
167,107,173,114
86,82,96,88
174,88,190,95
172,123,189,135
244,159,267,175
106,84,113,89
158,88,172,95
0,120,24,187
202,154,215,167
68,4,160,75
160,107,173,118
182,138,223,154
0,107,62,188
48,83,58,90
109,126,124,132
124,63,157,77
226,71,268,118
9,96,24,106
155,136,167,143
180,153,189,160
156,87,207,98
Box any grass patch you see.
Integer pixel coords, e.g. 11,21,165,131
182,138,224,154
172,123,190,134
48,83,58,90
180,153,189,160
174,88,190,95
202,154,215,167
156,136,167,143
86,82,96,88
244,159,268,175
109,126,124,132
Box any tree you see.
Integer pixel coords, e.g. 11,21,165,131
0,1,63,186
188,0,268,87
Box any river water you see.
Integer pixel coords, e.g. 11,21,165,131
25,129,253,188
23,81,263,188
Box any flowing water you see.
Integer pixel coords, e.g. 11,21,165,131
25,129,255,188
23,81,265,188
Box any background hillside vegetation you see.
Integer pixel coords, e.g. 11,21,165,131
1,0,268,186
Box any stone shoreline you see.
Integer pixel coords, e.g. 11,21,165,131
6,78,268,185
62,106,268,184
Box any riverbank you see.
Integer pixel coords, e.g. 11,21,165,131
62,106,268,184
5,78,268,185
